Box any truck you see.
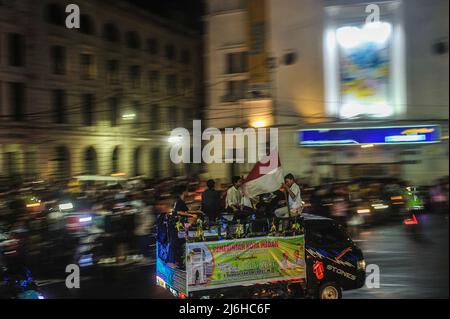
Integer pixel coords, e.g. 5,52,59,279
156,213,366,299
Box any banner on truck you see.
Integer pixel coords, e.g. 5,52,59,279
186,236,305,292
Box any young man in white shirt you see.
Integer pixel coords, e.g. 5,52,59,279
226,176,244,220
275,174,303,218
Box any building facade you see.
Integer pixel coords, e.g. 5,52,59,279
205,0,449,186
0,0,203,184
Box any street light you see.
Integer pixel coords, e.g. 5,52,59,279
252,119,267,128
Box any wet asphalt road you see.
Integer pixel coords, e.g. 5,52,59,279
38,214,449,299
344,213,449,299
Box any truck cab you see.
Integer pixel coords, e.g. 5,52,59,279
303,214,366,299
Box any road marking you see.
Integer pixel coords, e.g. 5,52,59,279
363,250,402,254
36,276,93,287
380,283,409,287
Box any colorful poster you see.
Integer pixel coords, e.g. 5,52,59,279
338,24,392,118
156,246,187,296
186,236,305,292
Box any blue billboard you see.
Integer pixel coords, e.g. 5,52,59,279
299,125,441,147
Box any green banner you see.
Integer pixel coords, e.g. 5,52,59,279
186,236,305,292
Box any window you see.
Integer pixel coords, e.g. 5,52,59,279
80,54,96,80
84,147,97,175
126,31,141,49
8,33,25,67
223,80,248,102
50,46,66,75
133,101,141,128
133,147,142,176
151,148,161,179
150,105,159,130
165,44,176,61
80,14,95,35
306,222,352,248
147,38,159,55
184,108,193,126
129,65,141,89
181,50,191,65
226,52,248,74
182,78,192,96
169,106,178,128
9,82,25,121
54,146,70,180
5,152,19,178
103,23,120,42
106,60,120,84
45,3,64,26
82,94,95,126
109,96,119,127
52,89,66,124
112,147,120,173
24,152,37,178
149,71,160,94
166,74,177,95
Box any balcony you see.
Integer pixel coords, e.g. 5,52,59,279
208,0,247,15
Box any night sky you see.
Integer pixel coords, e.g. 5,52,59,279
125,0,204,31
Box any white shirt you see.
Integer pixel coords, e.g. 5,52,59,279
226,186,242,209
288,183,302,210
241,195,253,209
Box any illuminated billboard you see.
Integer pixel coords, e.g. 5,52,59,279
299,125,441,147
324,2,405,120
338,22,393,119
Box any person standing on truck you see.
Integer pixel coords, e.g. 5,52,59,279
275,174,303,218
172,186,190,222
226,176,243,220
201,179,221,223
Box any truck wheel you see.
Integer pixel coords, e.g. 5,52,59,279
318,282,342,300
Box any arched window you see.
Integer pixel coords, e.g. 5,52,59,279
151,148,161,179
54,146,70,180
147,38,159,55
126,31,141,49
165,44,176,61
44,3,65,26
80,14,96,35
103,23,120,42
84,146,97,175
112,146,120,173
133,147,142,176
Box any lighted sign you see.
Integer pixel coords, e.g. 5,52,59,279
337,22,393,119
299,125,441,147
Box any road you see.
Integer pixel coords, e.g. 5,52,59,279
344,213,449,299
38,213,449,299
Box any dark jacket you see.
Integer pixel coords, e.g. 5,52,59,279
201,189,221,220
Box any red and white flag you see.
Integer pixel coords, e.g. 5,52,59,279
242,150,284,198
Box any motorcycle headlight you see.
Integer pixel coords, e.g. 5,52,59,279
357,259,366,270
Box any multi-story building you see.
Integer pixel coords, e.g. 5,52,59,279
205,0,449,186
0,0,203,183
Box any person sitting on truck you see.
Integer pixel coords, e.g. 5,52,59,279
275,174,303,218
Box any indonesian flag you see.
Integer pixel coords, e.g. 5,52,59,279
242,150,284,198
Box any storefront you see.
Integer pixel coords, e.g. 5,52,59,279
298,124,448,184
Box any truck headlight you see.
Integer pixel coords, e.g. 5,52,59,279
357,259,366,270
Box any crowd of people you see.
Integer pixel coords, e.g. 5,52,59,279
0,174,448,274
